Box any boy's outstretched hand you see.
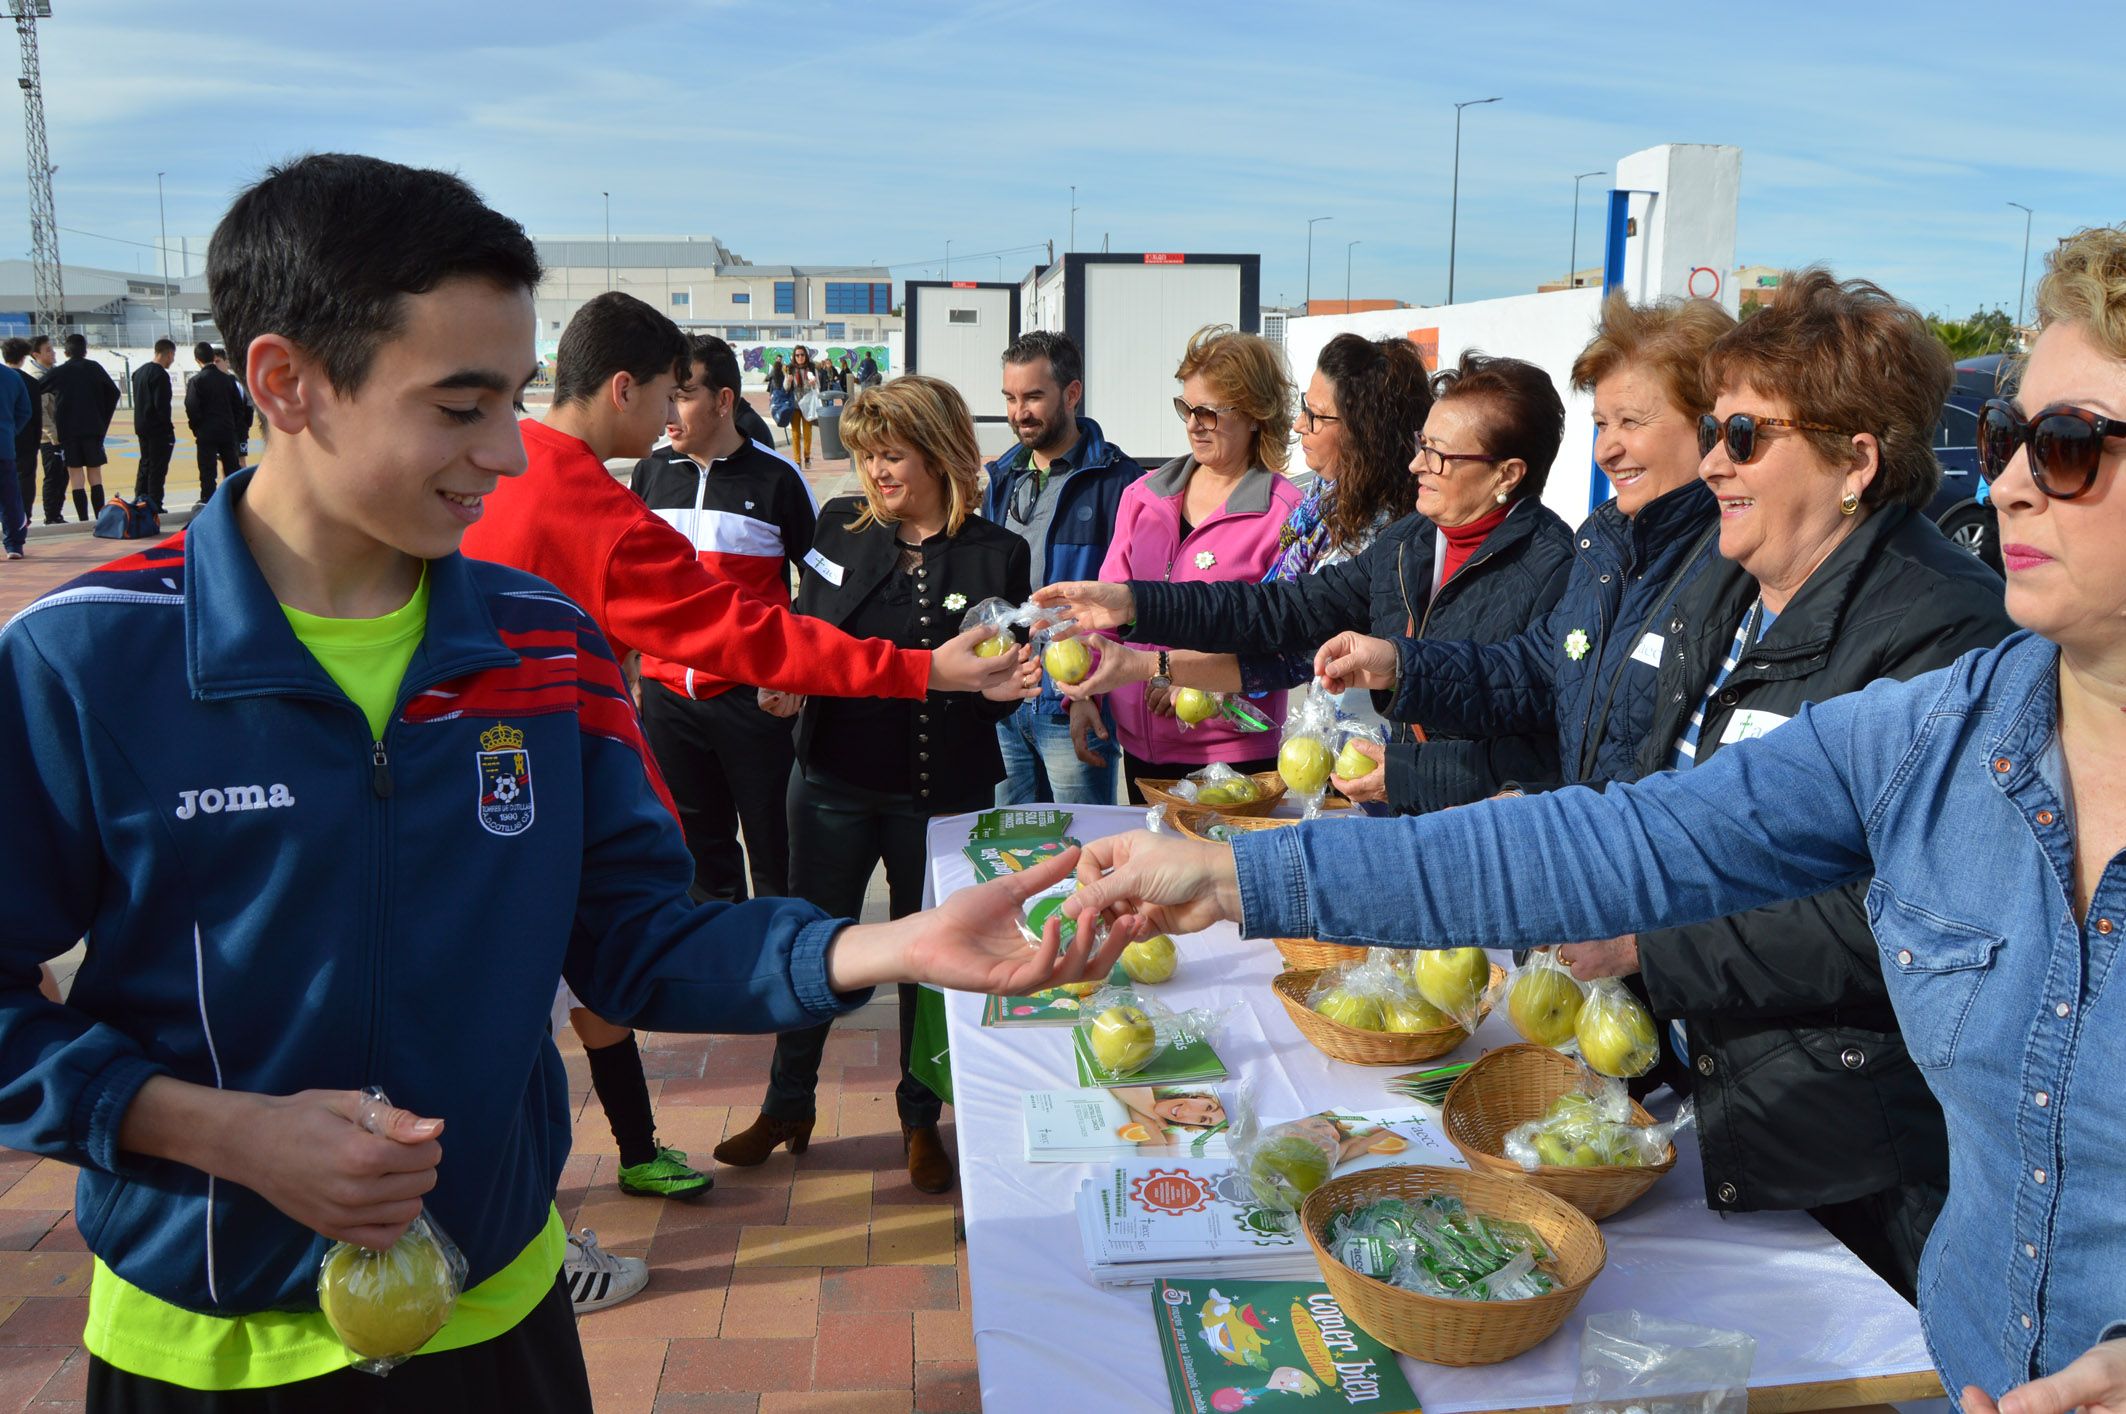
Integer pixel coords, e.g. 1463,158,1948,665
826,847,1142,997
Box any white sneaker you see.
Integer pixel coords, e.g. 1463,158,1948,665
564,1228,648,1313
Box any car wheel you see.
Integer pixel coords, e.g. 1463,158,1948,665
1939,503,2001,574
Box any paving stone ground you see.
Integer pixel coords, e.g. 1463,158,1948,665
0,419,976,1413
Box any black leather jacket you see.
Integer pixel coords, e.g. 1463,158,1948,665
1630,503,2014,1214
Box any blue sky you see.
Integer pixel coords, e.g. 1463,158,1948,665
9,0,2118,318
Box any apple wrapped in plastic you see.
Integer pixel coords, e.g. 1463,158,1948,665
1575,979,1660,1078
1118,933,1177,985
1074,986,1226,1081
1015,880,1109,958
1380,995,1453,1033
1502,1082,1693,1171
1332,741,1375,781
1041,636,1093,685
1277,736,1333,797
1414,947,1493,1023
1505,952,1586,1048
1172,687,1218,726
959,595,1026,660
1313,987,1384,1031
317,1088,470,1374
1240,1125,1338,1214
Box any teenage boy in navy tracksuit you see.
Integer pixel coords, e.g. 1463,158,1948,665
0,152,1126,1413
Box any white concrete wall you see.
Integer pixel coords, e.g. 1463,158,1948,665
1615,143,1742,314
1282,286,1607,526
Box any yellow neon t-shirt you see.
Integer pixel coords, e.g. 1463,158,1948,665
278,567,431,740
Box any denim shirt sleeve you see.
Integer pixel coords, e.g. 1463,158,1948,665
1238,687,1892,950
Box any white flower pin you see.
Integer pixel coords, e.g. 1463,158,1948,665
1194,550,1217,570
1564,629,1592,662
943,592,968,612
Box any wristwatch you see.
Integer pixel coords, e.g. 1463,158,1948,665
1148,650,1172,691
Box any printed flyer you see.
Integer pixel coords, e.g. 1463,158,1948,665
1151,1278,1422,1413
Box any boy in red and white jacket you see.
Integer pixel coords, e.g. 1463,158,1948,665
463,295,1021,1234
629,335,813,905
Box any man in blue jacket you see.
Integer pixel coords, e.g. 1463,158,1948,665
985,331,1143,804
0,346,28,558
0,152,1131,1412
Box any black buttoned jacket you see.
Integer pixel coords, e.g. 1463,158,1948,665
792,498,1031,802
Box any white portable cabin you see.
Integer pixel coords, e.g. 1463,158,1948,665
903,280,1022,454
1026,252,1261,467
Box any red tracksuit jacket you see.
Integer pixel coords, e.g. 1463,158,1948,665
462,418,930,700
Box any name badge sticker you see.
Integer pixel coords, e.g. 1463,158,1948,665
803,549,844,586
1630,632,1665,668
1719,708,1792,745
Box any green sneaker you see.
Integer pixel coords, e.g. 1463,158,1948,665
617,1145,714,1201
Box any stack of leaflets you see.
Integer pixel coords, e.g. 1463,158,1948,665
1076,1158,1321,1287
1076,1108,1464,1286
1151,1277,1422,1413
1023,1084,1234,1163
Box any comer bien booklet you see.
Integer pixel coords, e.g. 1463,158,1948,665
1151,1277,1420,1413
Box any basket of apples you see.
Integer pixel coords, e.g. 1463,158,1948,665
1273,950,1503,1066
1439,1045,1681,1221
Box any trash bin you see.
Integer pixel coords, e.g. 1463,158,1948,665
818,399,848,461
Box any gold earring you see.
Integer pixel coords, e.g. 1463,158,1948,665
1840,491,1860,516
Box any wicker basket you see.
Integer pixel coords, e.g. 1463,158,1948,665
1135,770,1289,817
1299,1165,1605,1366
1272,938,1372,970
1168,808,1298,845
1440,1043,1676,1220
1272,964,1503,1065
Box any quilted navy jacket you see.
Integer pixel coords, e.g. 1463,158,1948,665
1384,478,1720,787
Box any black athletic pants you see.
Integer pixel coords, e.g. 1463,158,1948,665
38,442,64,522
136,433,175,511
85,1271,592,1413
638,679,796,903
196,434,241,502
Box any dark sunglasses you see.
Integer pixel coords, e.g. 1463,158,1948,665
1006,466,1044,524
1173,396,1238,430
1697,412,1846,465
1977,398,2126,501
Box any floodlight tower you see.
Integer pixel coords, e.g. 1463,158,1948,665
10,1,63,337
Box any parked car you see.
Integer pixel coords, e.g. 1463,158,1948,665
1925,355,2009,572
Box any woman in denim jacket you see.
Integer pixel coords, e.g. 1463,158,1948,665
1066,225,2126,1414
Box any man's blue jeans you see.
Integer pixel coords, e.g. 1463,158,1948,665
996,700,1118,806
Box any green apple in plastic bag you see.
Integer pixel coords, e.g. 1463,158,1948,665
1087,1004,1157,1074
1381,995,1452,1033
1414,948,1490,1016
1313,988,1384,1031
1506,961,1585,1048
1278,737,1333,796
1576,981,1659,1077
1118,933,1177,985
1245,1133,1335,1213
1043,637,1092,685
1172,688,1218,725
1332,741,1375,781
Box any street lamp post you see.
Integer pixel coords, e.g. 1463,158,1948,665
156,170,172,340
945,240,952,279
2007,201,2034,332
1447,96,1501,305
1570,170,1605,288
602,192,611,292
1069,185,1079,255
1305,215,1333,312
1345,239,1361,309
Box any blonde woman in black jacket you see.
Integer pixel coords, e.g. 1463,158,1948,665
716,376,1035,1194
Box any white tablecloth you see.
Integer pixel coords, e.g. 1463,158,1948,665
929,805,1934,1414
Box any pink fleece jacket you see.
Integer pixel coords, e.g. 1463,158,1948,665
1098,455,1305,766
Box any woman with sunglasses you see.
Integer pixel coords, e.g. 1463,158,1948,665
1096,324,1304,802
1067,227,2126,1414
1536,269,2013,1297
1038,344,1577,815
